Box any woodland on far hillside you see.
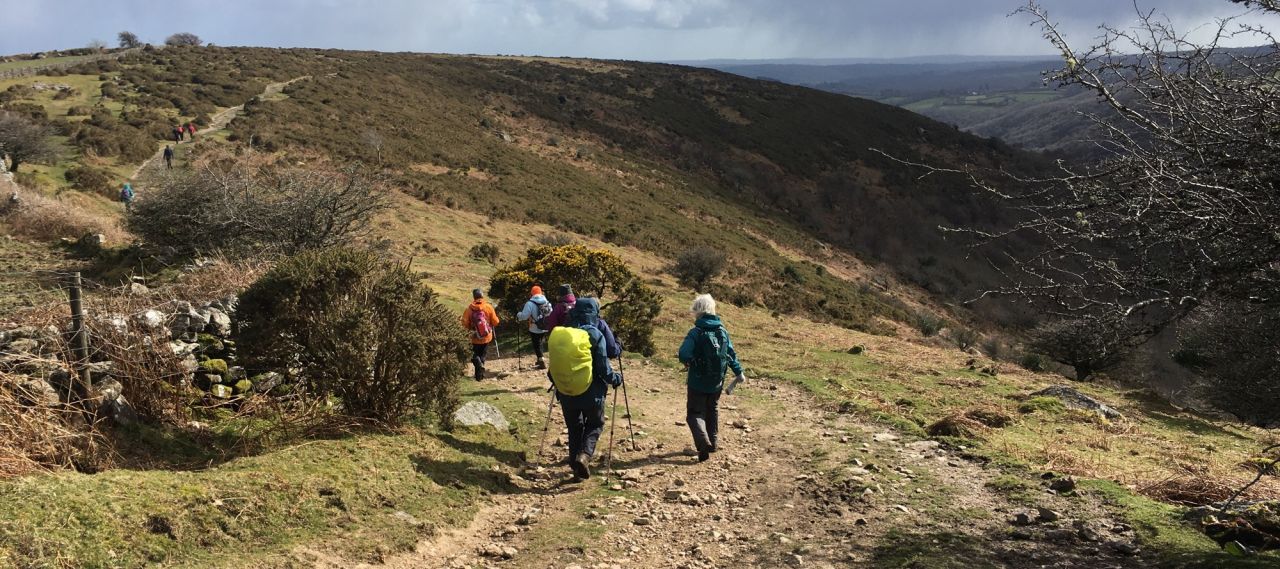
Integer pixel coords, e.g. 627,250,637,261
909,1,1280,425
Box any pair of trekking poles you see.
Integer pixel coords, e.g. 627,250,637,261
534,354,639,478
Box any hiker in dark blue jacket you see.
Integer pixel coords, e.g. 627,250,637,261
678,294,745,462
597,316,622,359
555,297,622,480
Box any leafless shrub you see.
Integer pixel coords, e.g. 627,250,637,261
127,151,388,257
0,112,55,173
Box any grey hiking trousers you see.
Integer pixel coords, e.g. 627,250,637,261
687,388,721,453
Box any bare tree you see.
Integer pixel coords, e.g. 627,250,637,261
117,31,141,49
164,33,202,47
128,153,388,256
0,112,55,173
86,39,107,52
361,129,385,164
902,2,1278,335
1029,318,1133,381
673,247,728,292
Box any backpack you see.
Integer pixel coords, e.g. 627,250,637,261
691,328,730,387
469,305,493,340
120,186,133,201
533,299,553,330
548,326,593,396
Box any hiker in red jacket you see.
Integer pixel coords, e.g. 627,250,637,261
186,122,196,141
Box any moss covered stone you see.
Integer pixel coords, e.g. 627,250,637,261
199,358,229,377
1018,396,1066,414
233,379,253,394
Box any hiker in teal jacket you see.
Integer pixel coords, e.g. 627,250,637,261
554,297,622,480
678,294,745,462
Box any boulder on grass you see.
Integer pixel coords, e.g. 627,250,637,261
453,401,510,431
1029,386,1124,420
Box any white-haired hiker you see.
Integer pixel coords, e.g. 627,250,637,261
677,294,746,462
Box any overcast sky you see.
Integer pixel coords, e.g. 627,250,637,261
2,1,1276,60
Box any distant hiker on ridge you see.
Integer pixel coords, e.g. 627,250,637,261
517,285,552,370
548,297,622,480
163,145,174,169
678,294,746,463
461,288,499,381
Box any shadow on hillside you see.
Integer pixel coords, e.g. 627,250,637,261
1121,391,1253,441
601,449,698,470
436,432,525,467
866,526,1279,569
467,387,545,397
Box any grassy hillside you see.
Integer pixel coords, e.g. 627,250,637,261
2,195,1275,567
2,46,1276,567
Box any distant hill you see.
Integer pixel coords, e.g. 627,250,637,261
696,57,1109,158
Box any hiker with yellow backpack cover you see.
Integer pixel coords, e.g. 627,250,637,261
547,297,622,480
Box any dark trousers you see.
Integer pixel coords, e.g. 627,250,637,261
687,389,721,453
530,331,547,360
164,156,172,169
470,342,489,378
561,403,605,459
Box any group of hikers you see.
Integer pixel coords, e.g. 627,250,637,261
462,285,746,480
172,122,197,143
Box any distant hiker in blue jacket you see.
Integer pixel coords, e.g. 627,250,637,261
517,285,552,369
119,182,135,211
678,294,745,463
550,297,622,480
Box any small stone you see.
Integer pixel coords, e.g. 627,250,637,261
1010,511,1037,526
209,384,233,399
609,484,623,491
633,517,652,526
1108,541,1140,555
1036,508,1061,523
894,505,909,513
1049,477,1077,494
732,419,749,429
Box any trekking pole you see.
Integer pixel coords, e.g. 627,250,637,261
492,329,501,359
618,355,640,452
604,382,621,482
535,387,556,465
516,319,525,372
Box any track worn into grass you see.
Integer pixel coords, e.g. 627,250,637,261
298,355,1156,569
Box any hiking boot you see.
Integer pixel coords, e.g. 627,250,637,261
572,453,592,479
536,359,547,370
698,450,710,462
474,367,486,381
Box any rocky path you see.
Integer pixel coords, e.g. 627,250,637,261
301,355,1153,569
129,76,310,180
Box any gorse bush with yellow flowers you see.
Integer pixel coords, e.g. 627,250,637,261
489,245,660,356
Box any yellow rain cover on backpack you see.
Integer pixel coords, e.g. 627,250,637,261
549,327,592,396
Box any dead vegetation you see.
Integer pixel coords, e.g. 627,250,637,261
0,186,128,244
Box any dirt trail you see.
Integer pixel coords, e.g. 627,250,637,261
129,76,310,180
298,354,1154,569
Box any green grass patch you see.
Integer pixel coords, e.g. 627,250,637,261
1081,480,1280,568
0,380,535,569
1017,396,1065,414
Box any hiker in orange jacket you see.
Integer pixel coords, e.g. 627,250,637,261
461,288,500,380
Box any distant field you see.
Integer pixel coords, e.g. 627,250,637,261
0,54,99,73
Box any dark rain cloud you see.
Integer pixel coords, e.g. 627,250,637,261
1,0,1276,59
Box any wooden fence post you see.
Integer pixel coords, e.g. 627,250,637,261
66,272,93,404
